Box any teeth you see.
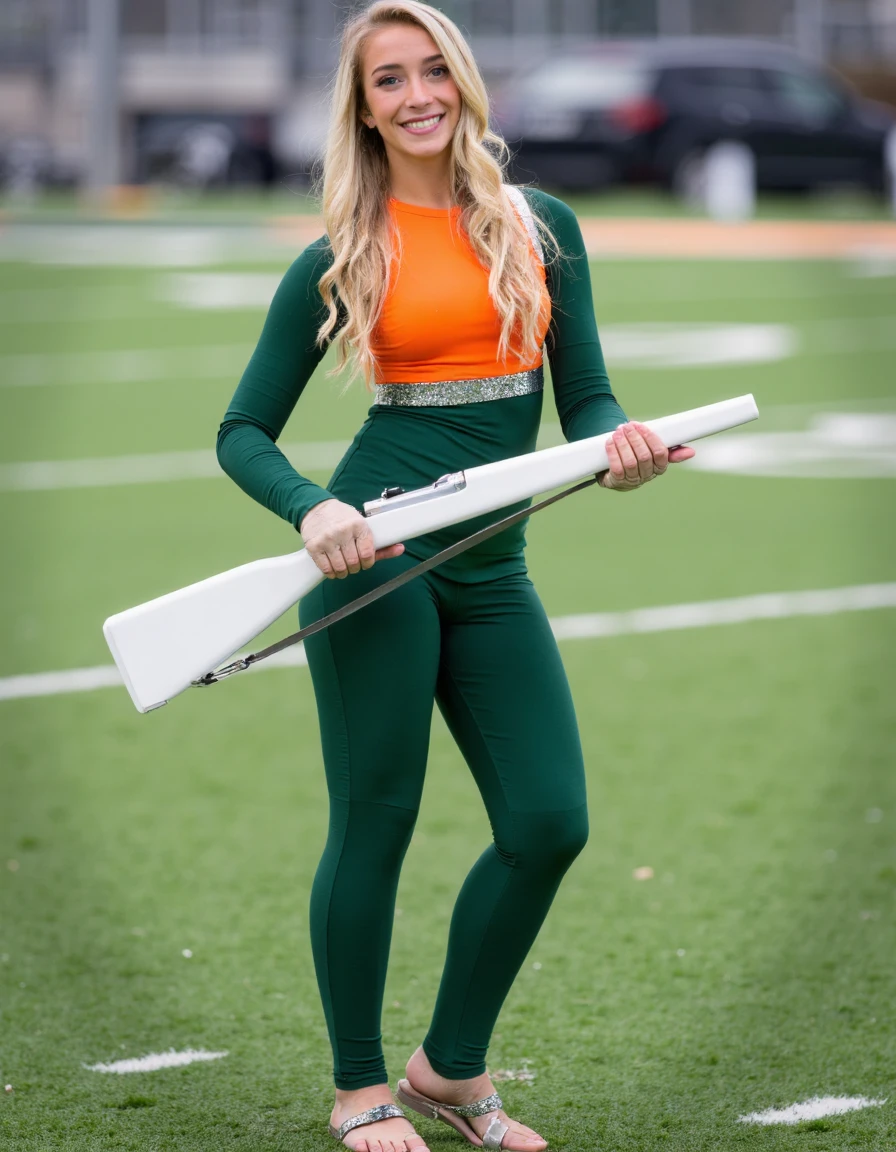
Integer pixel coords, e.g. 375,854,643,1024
403,115,441,129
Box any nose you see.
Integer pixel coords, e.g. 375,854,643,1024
405,73,432,108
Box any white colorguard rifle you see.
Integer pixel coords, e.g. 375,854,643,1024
103,394,759,713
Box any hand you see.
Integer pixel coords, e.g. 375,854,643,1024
598,421,695,491
300,499,404,578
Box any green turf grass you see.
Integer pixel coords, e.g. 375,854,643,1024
1,245,894,1148
2,613,894,1150
2,184,892,219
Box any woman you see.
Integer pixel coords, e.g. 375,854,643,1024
217,4,694,1150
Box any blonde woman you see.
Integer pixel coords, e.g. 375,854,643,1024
217,3,693,1149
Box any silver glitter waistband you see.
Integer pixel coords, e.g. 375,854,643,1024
375,365,543,407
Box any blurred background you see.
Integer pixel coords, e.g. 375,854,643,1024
0,0,895,203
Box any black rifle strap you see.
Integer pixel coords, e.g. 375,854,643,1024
194,475,599,687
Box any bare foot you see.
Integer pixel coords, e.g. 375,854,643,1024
330,1083,430,1152
404,1046,547,1151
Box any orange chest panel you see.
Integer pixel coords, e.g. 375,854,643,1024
371,200,550,385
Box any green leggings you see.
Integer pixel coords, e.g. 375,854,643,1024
300,553,589,1090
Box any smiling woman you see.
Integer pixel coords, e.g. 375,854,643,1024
362,33,461,160
213,3,693,1152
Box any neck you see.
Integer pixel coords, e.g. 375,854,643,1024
385,150,453,209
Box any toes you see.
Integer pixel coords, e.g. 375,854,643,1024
499,1121,547,1150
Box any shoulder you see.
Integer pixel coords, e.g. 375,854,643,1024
516,187,579,231
511,187,587,281
272,235,333,303
287,235,334,279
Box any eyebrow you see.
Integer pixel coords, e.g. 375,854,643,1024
371,53,445,75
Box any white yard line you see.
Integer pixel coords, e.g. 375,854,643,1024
84,1049,228,1074
7,400,896,493
0,440,351,491
2,583,894,704
0,344,254,387
739,1096,887,1125
0,224,281,267
2,316,893,390
0,425,562,492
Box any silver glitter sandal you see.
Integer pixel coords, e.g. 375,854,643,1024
395,1078,511,1150
328,1102,413,1147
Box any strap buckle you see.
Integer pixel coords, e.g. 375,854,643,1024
192,657,251,687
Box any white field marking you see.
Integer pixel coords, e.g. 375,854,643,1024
163,274,883,368
84,1049,228,1074
0,421,562,491
3,315,893,389
0,440,350,492
0,343,254,387
601,322,797,368
1,430,560,493
847,246,896,277
7,402,894,494
160,272,283,309
738,1096,887,1125
689,413,896,478
0,225,281,267
161,289,803,370
2,583,894,704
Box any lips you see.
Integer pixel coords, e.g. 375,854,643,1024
400,113,444,133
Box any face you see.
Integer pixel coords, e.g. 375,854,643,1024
359,23,462,166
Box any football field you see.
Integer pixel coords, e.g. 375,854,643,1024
1,210,895,1151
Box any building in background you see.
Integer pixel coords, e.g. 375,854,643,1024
0,0,893,187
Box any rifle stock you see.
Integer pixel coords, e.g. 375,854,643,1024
103,394,758,713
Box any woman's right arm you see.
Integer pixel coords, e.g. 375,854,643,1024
216,238,404,577
216,237,339,531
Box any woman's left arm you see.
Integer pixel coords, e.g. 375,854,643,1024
525,189,693,490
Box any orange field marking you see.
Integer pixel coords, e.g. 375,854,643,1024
268,214,896,259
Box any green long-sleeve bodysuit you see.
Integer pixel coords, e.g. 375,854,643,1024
217,189,626,1089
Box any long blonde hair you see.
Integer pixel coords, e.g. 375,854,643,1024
317,0,552,386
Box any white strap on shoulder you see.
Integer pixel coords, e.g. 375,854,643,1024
504,184,544,264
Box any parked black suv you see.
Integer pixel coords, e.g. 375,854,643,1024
494,38,894,194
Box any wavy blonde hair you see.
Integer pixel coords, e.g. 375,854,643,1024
317,0,553,386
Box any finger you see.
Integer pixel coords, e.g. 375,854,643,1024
374,543,405,562
356,529,377,569
604,436,625,485
668,445,696,463
341,537,362,575
613,427,641,484
328,543,348,578
309,546,335,578
633,422,669,474
622,424,655,483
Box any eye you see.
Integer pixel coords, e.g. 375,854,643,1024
430,66,449,78
375,74,399,87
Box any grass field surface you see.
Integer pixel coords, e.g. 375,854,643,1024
1,207,894,1150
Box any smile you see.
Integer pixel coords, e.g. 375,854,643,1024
400,114,444,133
